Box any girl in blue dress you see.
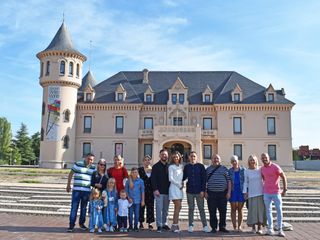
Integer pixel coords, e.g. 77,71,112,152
89,188,104,233
102,178,118,232
228,155,246,231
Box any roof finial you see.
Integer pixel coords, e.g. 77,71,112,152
89,40,92,70
62,12,65,23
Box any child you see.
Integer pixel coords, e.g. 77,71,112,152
125,167,145,232
89,188,104,233
102,178,118,232
117,189,132,232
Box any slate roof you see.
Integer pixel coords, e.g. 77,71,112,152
37,22,86,60
79,71,97,92
78,71,294,105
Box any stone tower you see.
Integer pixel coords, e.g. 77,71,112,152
36,22,86,168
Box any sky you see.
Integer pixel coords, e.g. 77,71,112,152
0,0,319,149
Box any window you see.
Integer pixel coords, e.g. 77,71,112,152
233,117,242,134
40,128,44,141
173,117,183,126
145,94,152,103
179,93,184,104
42,102,45,115
76,63,80,78
46,61,50,76
84,116,92,133
60,61,65,75
204,94,211,103
115,143,123,156
268,144,277,160
63,135,69,149
69,62,74,76
267,93,274,102
234,93,240,102
172,94,177,104
203,145,212,159
203,118,212,130
234,144,243,160
85,93,92,101
115,116,124,133
117,93,124,101
40,62,44,77
83,142,91,157
144,117,153,129
144,144,153,157
267,117,276,134
64,109,70,122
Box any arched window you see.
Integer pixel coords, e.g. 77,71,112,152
64,109,70,122
46,61,50,76
76,63,80,78
60,61,65,75
40,62,44,77
40,128,44,141
69,62,74,76
63,135,70,149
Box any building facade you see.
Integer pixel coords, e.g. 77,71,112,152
37,23,295,170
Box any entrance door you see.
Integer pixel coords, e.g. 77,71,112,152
163,142,191,164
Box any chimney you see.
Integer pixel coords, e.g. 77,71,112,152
143,68,149,84
281,88,285,96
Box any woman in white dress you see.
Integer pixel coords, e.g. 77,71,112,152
243,154,267,234
168,151,184,233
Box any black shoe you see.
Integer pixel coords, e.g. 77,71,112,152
79,224,88,231
134,226,139,232
211,229,217,233
219,228,229,233
162,225,170,231
128,226,133,232
67,227,74,232
139,223,144,229
148,224,153,230
157,226,162,233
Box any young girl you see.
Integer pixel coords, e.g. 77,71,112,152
117,189,132,232
102,178,118,232
89,188,104,233
126,167,145,232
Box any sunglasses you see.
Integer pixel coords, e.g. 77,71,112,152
99,163,106,166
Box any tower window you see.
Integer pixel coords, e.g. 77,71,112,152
40,62,44,77
76,63,80,78
63,135,70,149
69,62,74,76
64,109,70,122
46,61,50,76
60,61,65,75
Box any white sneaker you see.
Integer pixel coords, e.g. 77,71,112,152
266,229,274,235
98,228,102,233
278,230,285,237
257,229,263,235
203,226,210,233
188,226,193,233
89,229,95,233
105,225,110,232
109,226,114,232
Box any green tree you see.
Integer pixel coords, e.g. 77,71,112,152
31,131,40,163
0,117,12,164
14,123,35,165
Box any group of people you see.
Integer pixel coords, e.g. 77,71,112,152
66,149,287,237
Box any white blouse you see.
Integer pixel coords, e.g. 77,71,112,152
242,168,264,198
168,164,183,200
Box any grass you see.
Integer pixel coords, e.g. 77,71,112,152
0,168,69,174
18,180,43,184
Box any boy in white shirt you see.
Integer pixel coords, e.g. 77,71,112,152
117,189,133,232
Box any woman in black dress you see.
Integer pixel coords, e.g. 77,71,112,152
91,158,109,193
138,155,155,230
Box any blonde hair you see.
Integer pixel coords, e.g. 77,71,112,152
230,155,239,162
170,151,182,165
107,177,116,188
247,154,259,168
90,188,101,200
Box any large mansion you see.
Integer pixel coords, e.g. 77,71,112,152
37,22,295,170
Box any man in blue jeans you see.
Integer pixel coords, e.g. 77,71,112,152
66,153,95,232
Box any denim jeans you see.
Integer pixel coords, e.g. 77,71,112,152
155,194,169,227
207,191,227,230
129,203,140,228
69,190,90,228
263,193,283,231
187,193,207,227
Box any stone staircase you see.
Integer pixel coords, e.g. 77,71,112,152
0,185,319,222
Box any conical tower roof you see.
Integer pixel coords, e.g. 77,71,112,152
37,22,86,60
79,70,96,91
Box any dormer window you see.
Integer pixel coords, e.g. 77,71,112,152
204,94,211,103
179,94,185,104
85,93,92,101
117,93,124,101
146,94,152,103
267,93,274,102
60,61,65,75
172,94,177,104
234,93,240,102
